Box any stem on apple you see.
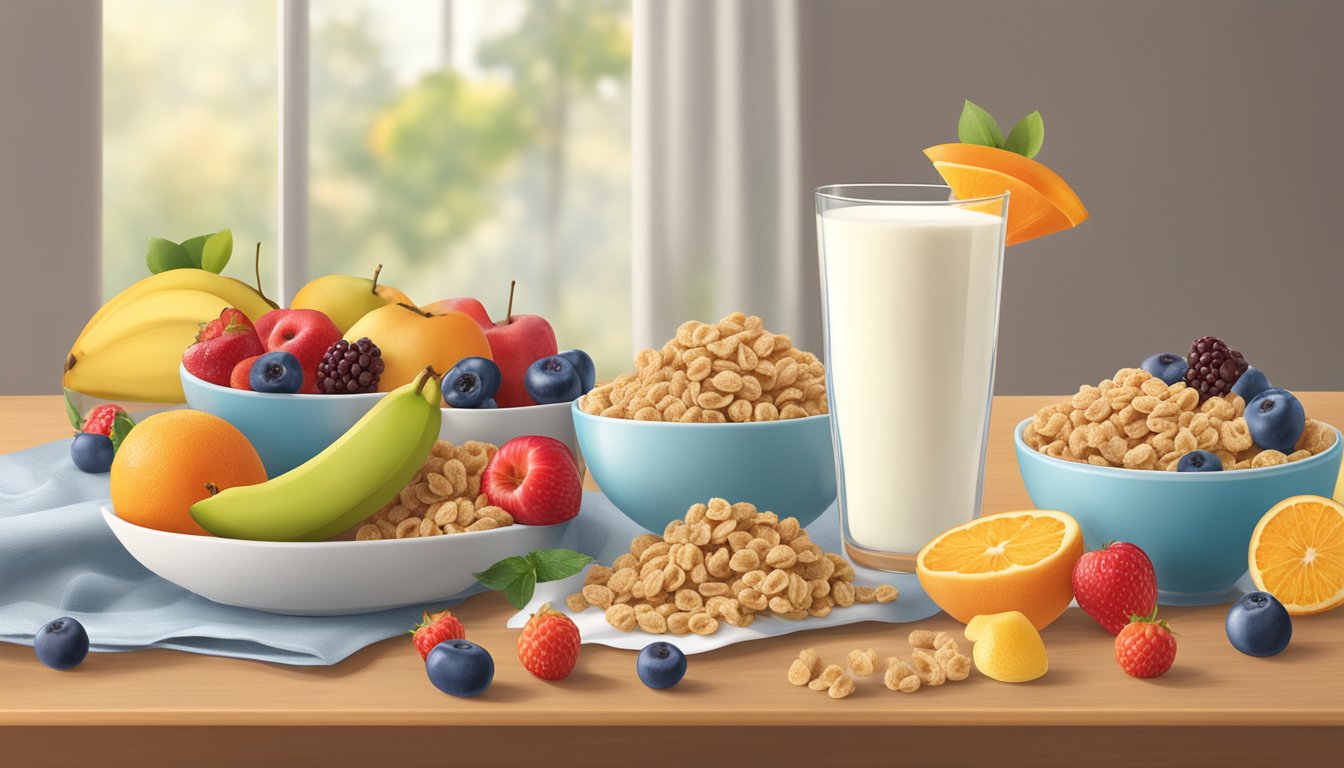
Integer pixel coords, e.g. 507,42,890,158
396,302,432,318
371,264,383,296
253,243,279,309
505,279,517,324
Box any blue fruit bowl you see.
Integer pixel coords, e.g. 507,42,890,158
1014,417,1342,605
180,365,384,477
573,399,837,532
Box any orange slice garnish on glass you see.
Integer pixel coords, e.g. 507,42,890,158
924,143,1089,246
1249,495,1344,616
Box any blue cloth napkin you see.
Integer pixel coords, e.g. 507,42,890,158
1,438,932,666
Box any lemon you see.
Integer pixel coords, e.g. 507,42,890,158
964,611,1048,683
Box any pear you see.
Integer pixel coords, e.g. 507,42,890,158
290,265,414,333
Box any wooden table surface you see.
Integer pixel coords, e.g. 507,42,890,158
3,394,1343,767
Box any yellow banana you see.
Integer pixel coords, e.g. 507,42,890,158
62,324,199,402
190,369,443,542
69,289,231,360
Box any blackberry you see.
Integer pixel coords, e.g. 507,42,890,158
317,337,385,394
1184,336,1248,402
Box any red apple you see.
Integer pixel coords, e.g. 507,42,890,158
482,436,582,525
424,283,556,408
182,308,265,387
253,308,342,393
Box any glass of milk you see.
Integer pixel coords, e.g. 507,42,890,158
815,184,1008,572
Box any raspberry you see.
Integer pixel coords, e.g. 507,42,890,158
81,404,125,436
316,337,385,394
1184,336,1248,403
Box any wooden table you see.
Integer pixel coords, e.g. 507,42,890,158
3,394,1343,767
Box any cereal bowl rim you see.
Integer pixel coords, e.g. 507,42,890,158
573,397,830,429
100,505,551,548
180,363,386,402
1013,417,1342,481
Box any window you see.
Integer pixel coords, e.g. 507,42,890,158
103,0,632,375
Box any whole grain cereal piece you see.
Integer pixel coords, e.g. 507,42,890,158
884,659,920,693
798,648,823,678
808,664,846,692
565,592,588,612
787,658,813,686
933,631,957,650
847,647,879,678
606,604,637,632
911,648,946,686
944,653,972,682
875,584,899,603
909,629,937,649
828,674,856,699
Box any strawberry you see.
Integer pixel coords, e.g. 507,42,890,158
1071,541,1157,635
1115,610,1177,678
182,308,266,387
81,404,126,437
482,436,583,526
230,355,261,390
517,602,581,681
411,609,467,661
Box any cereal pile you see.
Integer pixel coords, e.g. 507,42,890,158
353,440,513,540
786,630,972,699
580,312,827,423
1023,368,1337,471
565,499,897,635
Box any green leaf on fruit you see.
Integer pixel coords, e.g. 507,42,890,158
1004,110,1045,159
200,229,233,274
64,391,83,431
146,237,193,274
957,99,1004,149
528,549,593,583
108,411,135,453
474,548,594,610
180,234,210,268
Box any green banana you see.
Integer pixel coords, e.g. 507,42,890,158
190,368,443,541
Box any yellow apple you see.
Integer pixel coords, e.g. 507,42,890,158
345,303,491,392
291,265,414,334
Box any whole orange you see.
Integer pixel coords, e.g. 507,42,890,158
110,410,267,535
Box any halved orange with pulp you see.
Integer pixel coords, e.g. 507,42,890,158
924,143,1089,246
1249,495,1344,616
916,510,1083,629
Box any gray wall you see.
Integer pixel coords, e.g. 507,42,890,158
798,0,1344,394
0,0,101,395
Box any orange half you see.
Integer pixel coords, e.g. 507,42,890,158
1248,495,1344,615
924,143,1089,246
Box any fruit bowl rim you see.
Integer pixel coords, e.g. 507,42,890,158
100,505,560,548
180,363,388,401
442,399,575,415
1014,416,1342,481
572,397,830,428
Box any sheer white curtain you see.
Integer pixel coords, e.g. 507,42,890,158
631,0,819,354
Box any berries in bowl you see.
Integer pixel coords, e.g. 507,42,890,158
1016,336,1342,605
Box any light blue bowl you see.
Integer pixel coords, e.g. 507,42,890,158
1014,417,1342,605
573,401,837,532
180,365,385,477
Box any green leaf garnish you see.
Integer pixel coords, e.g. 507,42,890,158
1004,110,1045,159
64,391,83,431
146,237,192,274
180,234,210,268
108,411,136,453
958,99,1004,149
200,229,233,274
473,548,593,609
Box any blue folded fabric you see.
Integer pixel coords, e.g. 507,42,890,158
1,437,932,666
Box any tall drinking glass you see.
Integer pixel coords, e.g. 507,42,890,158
815,184,1008,571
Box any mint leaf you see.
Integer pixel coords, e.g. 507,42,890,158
473,555,532,592
528,549,592,583
1004,110,1045,159
64,391,83,431
957,99,1004,148
201,229,233,274
503,569,537,610
180,234,210,268
108,411,136,453
146,237,192,274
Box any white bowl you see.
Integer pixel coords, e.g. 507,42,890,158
101,506,571,616
440,400,584,475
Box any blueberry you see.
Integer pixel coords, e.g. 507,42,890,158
1232,366,1272,402
70,433,115,474
524,355,583,405
1226,591,1291,657
479,398,498,409
636,641,687,689
1140,353,1189,385
1176,450,1222,472
442,357,502,408
34,617,89,670
1244,388,1306,454
558,349,597,394
250,351,304,394
426,639,494,697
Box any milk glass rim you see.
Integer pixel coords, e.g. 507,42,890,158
815,183,1008,207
